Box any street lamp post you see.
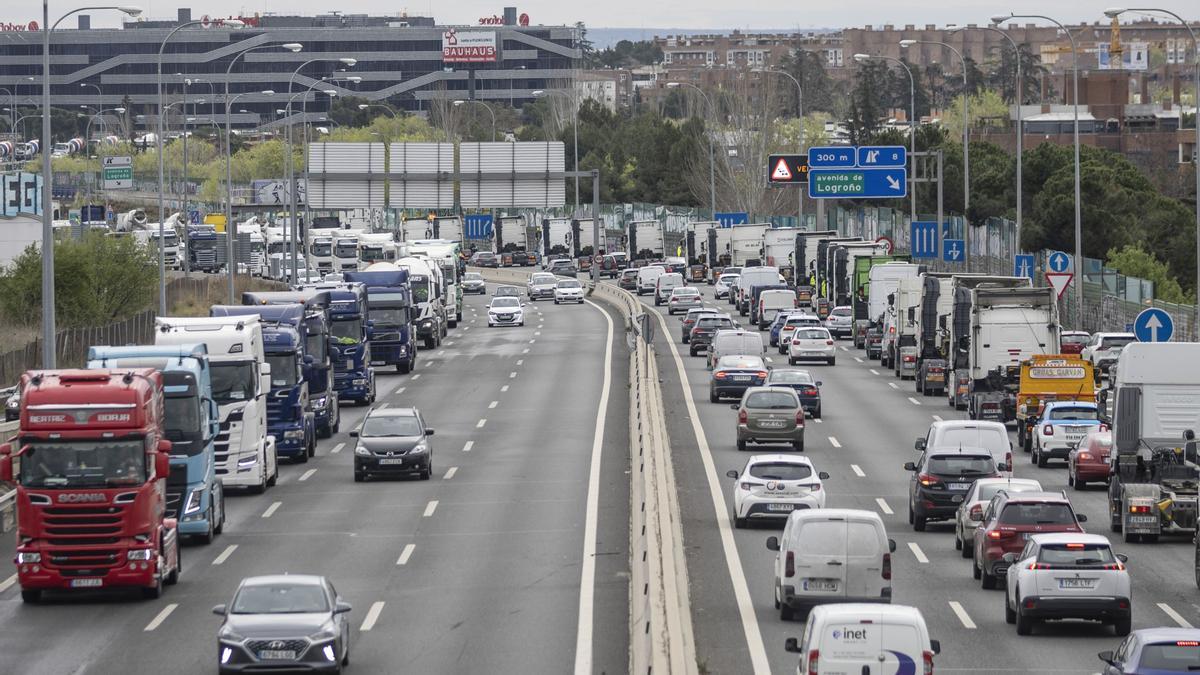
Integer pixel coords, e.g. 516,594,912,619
453,99,497,142
83,106,124,207
79,82,102,121
855,53,917,223
357,102,398,119
666,82,717,217
43,4,142,368
533,89,580,212
0,87,14,131
763,67,804,227
999,13,1081,328
295,85,339,240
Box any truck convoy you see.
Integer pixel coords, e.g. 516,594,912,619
333,231,362,272
86,344,226,544
543,218,574,258
825,241,892,307
396,257,448,348
729,223,770,267
857,259,919,348
629,220,666,262
2,368,183,603
407,239,463,326
912,273,969,397
344,266,418,374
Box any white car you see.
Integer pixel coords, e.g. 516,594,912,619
1080,332,1136,379
787,326,836,366
553,278,584,304
714,273,739,299
825,305,853,338
526,273,558,301
1004,533,1131,637
667,287,702,314
726,454,828,527
1031,402,1105,468
954,477,1043,556
487,296,525,327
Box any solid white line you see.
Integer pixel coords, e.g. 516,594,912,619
462,441,474,452
949,601,977,629
888,382,899,389
211,544,238,566
488,400,498,409
360,601,385,631
647,305,770,673
908,397,922,406
1159,603,1194,628
828,436,842,448
574,297,616,675
0,573,17,593
476,418,487,428
516,359,524,366
261,501,281,518
855,357,864,363
443,467,458,480
396,545,415,566
875,498,894,515
851,464,865,477
932,414,944,422
509,372,517,378
500,385,509,393
411,374,421,381
298,469,316,482
870,369,880,375
423,500,439,517
330,442,345,454
908,542,929,564
144,603,178,631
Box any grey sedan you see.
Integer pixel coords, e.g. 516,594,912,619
733,386,805,452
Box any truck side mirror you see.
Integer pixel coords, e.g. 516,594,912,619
155,452,170,479
0,443,10,457
259,362,272,396
157,439,172,454
914,438,926,451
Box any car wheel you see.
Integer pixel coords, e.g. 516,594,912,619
981,564,998,590
1005,594,1017,624
973,557,982,579
780,603,795,622
954,530,963,550
1114,616,1131,637
813,406,821,420
354,471,365,483
793,441,804,452
907,502,914,525
1036,447,1048,468
1014,603,1033,635
913,513,926,532
828,358,836,366
788,358,796,366
1067,471,1076,488
710,390,719,403
961,535,973,558
737,439,747,451
734,516,746,529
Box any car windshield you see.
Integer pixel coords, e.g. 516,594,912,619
927,455,995,476
464,273,483,281
768,370,814,385
1061,334,1089,345
674,288,699,296
557,280,581,288
748,462,813,481
1139,643,1200,670
1100,336,1135,349
719,275,740,285
492,298,521,309
697,318,734,329
976,482,1040,503
1036,543,1116,566
744,391,797,409
210,361,256,405
361,414,423,437
265,354,299,388
496,287,520,296
718,356,765,370
1000,502,1076,525
831,307,852,316
20,439,146,488
330,318,362,342
795,329,829,340
232,583,329,614
1048,407,1098,421
622,270,638,278
532,275,556,284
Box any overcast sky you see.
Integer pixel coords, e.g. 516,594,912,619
18,1,1199,31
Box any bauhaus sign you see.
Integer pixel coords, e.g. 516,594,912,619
442,29,497,63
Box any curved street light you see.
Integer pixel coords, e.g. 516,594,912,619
453,99,497,142
854,53,917,223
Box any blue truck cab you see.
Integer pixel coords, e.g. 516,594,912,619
344,268,417,374
187,224,221,272
85,343,226,543
299,281,377,405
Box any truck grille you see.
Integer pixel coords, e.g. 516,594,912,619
213,408,243,476
374,332,400,342
165,464,189,519
40,504,128,545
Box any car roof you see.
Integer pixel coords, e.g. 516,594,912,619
1096,332,1136,338
972,477,1042,489
239,574,326,588
1129,626,1200,644
672,286,700,292
746,453,815,466
1043,400,1097,409
997,490,1071,504
809,603,927,623
367,406,418,418
926,446,995,457
930,420,1008,432
1029,532,1111,545
687,306,718,313
787,508,883,524
1061,330,1089,336
743,385,797,396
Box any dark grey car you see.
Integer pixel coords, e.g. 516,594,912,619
461,272,487,294
733,386,805,452
350,407,435,481
214,574,351,674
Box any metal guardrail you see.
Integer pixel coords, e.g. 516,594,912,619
1,419,17,533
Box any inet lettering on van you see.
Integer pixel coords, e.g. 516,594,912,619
833,627,870,641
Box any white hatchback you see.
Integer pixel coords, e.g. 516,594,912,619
487,296,525,327
726,454,828,528
787,326,836,366
553,279,584,304
1005,533,1131,637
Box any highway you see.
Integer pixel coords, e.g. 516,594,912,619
0,287,630,675
622,281,1200,675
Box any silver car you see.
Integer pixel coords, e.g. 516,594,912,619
714,273,740,299
666,287,703,315
825,305,853,338
526,273,558,301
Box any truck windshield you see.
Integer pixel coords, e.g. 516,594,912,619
330,319,362,342
412,285,430,303
310,242,331,257
266,355,299,388
335,242,357,257
361,246,384,262
369,307,407,326
304,330,327,362
20,439,147,488
164,394,204,456
210,362,256,405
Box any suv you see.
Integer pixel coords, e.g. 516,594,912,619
546,258,577,277
825,305,853,338
1081,332,1136,380
905,448,1002,532
1005,533,1130,636
972,490,1087,589
618,268,639,291
1031,401,1104,468
689,314,736,356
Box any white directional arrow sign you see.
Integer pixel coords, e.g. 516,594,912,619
1144,313,1164,340
885,175,901,191
865,150,879,163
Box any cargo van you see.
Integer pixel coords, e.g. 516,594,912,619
784,604,940,673
766,509,894,619
757,289,798,330
707,329,764,370
636,266,665,296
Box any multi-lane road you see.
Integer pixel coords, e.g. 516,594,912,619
0,289,630,675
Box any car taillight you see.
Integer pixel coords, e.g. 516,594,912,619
969,504,982,519
793,338,802,344
881,552,892,580
802,386,818,395
825,340,834,345
903,354,916,362
807,650,819,675
785,551,795,578
1028,562,1052,570
1006,452,1012,470
738,410,748,424
715,371,728,380
755,371,769,379
923,650,934,675
795,410,805,426
1130,504,1151,514
1078,452,1093,461
1099,424,1109,432
987,529,1012,540
918,473,940,487
1043,424,1053,435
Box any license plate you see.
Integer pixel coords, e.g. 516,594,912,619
70,578,102,588
927,375,944,382
1066,435,1085,442
767,503,795,512
258,650,297,660
802,578,838,592
378,458,406,465
804,352,823,357
1128,515,1158,525
733,375,751,381
759,420,786,428
1058,578,1096,589
950,483,972,490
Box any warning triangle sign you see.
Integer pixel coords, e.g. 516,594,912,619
772,158,793,181
1046,272,1073,299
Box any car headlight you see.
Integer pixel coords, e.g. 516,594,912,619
219,627,246,643
312,396,328,410
309,625,339,642
17,552,40,563
184,487,204,515
355,445,371,456
409,442,428,454
127,548,155,561
5,398,17,410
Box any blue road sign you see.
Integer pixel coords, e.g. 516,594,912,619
942,238,965,263
1014,254,1035,281
807,146,856,169
188,209,201,225
857,145,907,168
1048,250,1071,273
808,168,907,199
715,212,749,227
911,221,939,259
464,214,494,240
1134,307,1174,342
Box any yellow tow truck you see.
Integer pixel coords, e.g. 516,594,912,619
1016,355,1096,453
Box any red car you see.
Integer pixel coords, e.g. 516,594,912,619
1060,330,1090,355
972,491,1086,589
1069,430,1113,489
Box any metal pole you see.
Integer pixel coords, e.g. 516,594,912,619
937,150,944,246
591,169,601,284
573,100,579,211
182,81,189,244
40,0,54,367
225,92,246,303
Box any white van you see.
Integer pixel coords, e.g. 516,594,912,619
917,420,1013,476
757,289,798,330
735,266,782,316
766,509,894,620
654,272,685,306
636,266,665,296
784,604,940,673
707,329,764,370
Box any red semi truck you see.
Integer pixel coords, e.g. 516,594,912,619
1,369,182,603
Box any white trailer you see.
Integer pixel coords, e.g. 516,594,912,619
966,286,1060,421
630,220,665,261
763,228,797,278
544,217,573,258
434,215,464,243
729,223,770,267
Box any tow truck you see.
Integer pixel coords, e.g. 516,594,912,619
1015,355,1095,453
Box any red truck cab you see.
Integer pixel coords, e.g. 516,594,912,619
0,369,181,603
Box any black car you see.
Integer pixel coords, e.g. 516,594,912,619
546,259,578,277
765,368,822,418
709,355,769,403
689,314,736,357
680,307,720,343
905,448,1002,531
461,272,487,294
471,251,499,268
350,407,435,481
214,574,351,674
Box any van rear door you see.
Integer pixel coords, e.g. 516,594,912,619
792,517,848,599
818,618,923,674
844,518,888,601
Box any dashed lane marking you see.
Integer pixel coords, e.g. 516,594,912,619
0,574,15,593
477,419,487,428
423,500,439,517
851,464,865,478
212,545,238,566
443,467,458,480
855,357,864,363
394,387,405,395
812,418,822,424
509,372,517,379
462,441,474,452
828,436,842,448
522,348,530,354
529,339,536,344
875,498,894,515
261,501,281,518
949,601,977,629
396,545,415,566
1160,603,1194,628
516,359,524,366
488,401,498,409
908,542,929,563
144,603,178,631
932,414,944,422
299,469,317,482
500,385,509,393
870,369,880,375
360,601,385,631
331,442,345,454
411,374,421,381
908,397,922,406
888,382,899,389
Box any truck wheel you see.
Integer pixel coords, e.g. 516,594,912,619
214,490,225,534
20,590,41,604
166,544,181,585
297,448,309,464
267,457,278,487
398,360,411,375
1124,529,1140,544
197,508,214,545
143,572,164,600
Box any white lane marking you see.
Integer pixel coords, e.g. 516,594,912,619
396,544,415,566
463,326,470,331
509,372,517,379
443,467,458,480
888,382,899,389
500,385,509,393
488,401,498,409
870,369,880,375
908,542,929,564
812,418,822,424
932,414,944,422
0,574,15,593
516,359,524,366
949,601,977,629
437,350,445,357
571,298,616,675
907,397,922,406
261,501,281,518
476,418,487,428
411,374,421,381
423,500,439,517
522,348,530,354
144,603,178,631
445,341,455,346
212,545,238,566
851,464,865,478
360,601,385,631
1160,603,1194,628
395,387,406,395
377,402,389,410
840,346,849,352
534,331,541,336
330,442,345,454
855,357,864,363
299,469,317,482
875,498,894,515
462,441,474,453
529,339,536,344
828,436,842,448
647,306,770,673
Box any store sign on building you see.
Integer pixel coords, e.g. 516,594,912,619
442,29,498,63
477,12,530,26
0,21,39,31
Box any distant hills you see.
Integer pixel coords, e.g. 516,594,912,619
586,27,837,49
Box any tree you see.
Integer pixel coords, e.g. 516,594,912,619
777,49,837,115
594,39,662,69
1106,244,1194,304
846,61,890,144
988,43,1048,104
576,22,597,67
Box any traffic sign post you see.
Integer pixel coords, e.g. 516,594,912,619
942,238,964,263
911,221,939,259
766,154,809,185
714,212,749,228
1048,250,1071,273
1134,307,1174,342
102,155,132,190
1014,254,1035,281
808,168,907,199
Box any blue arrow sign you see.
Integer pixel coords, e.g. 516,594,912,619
1134,307,1174,342
1014,254,1035,281
807,146,856,169
464,214,494,240
942,238,964,263
808,168,907,199
911,221,939,259
189,209,201,225
1048,250,1071,273
714,212,749,228
857,145,907,168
